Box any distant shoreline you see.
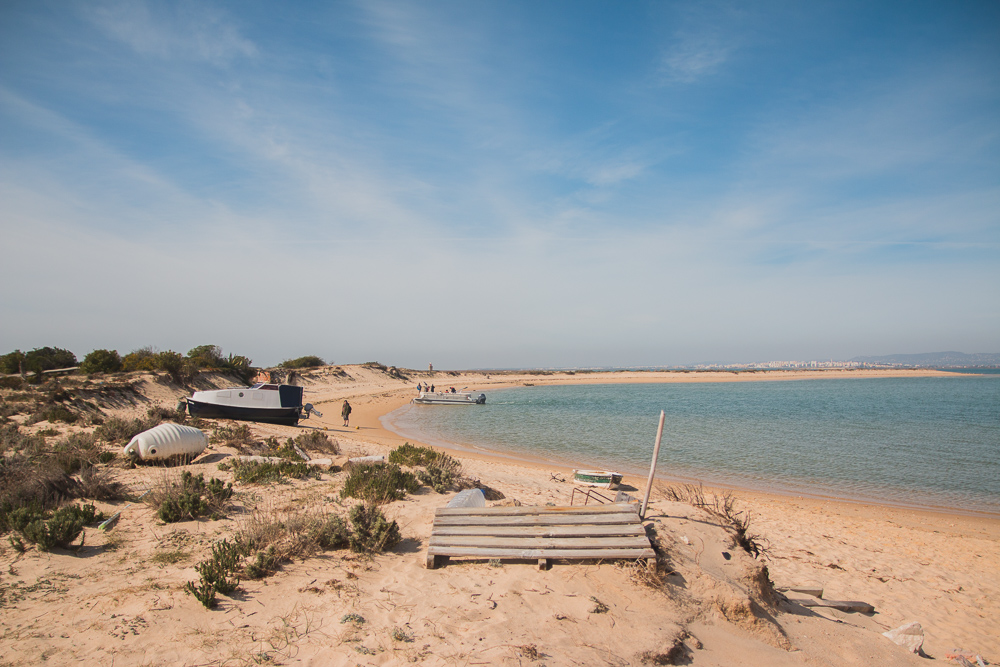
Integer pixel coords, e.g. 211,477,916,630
365,366,997,519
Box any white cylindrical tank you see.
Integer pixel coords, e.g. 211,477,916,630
123,423,207,461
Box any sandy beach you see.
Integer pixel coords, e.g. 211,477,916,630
1,365,996,666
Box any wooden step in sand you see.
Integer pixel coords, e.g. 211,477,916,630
426,504,657,570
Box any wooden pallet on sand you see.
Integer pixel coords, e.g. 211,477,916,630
426,504,657,570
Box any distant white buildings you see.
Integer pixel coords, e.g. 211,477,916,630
692,360,897,370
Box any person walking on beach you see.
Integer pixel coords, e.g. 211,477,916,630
341,400,352,427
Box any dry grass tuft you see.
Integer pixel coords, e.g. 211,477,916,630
662,483,769,558
615,559,665,589
236,503,348,578
75,466,132,501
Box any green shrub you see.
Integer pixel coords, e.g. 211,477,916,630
154,471,232,523
24,347,77,373
39,406,79,424
388,444,464,493
17,503,102,552
80,349,122,374
185,577,218,608
0,347,76,374
340,463,419,504
120,347,157,372
0,350,25,374
417,454,464,493
184,538,244,608
0,376,23,390
95,415,159,443
391,627,414,643
388,443,441,466
309,514,349,550
52,432,101,474
0,457,71,530
0,402,27,422
234,507,350,581
222,354,255,385
186,345,225,368
155,351,185,381
279,355,325,369
186,346,255,384
76,465,131,501
0,423,44,455
210,423,257,449
260,436,301,460
120,347,196,382
294,430,340,455
244,545,281,580
229,459,316,484
6,504,48,533
193,539,242,594
348,503,400,554
158,491,208,523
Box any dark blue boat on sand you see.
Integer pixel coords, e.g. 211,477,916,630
185,383,321,426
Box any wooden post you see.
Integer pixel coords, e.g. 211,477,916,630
640,410,665,520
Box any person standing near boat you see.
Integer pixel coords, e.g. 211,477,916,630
341,400,352,427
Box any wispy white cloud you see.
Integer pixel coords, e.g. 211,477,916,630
660,35,731,84
84,0,257,65
1,2,996,366
656,2,741,84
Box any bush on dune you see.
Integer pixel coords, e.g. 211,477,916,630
186,345,256,384
0,348,77,375
150,471,232,523
9,503,103,552
292,430,340,455
80,349,122,374
340,463,419,504
279,355,325,369
388,443,442,466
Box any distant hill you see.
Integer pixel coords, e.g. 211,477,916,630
849,351,1000,367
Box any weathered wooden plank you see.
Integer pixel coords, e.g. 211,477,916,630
435,505,636,517
429,536,653,550
432,513,639,527
777,587,824,598
426,546,656,560
432,524,647,538
787,599,875,613
425,503,656,568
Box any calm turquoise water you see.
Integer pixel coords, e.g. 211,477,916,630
383,377,1000,514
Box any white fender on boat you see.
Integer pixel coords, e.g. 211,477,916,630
123,423,208,461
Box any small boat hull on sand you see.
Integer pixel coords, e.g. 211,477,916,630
572,469,624,489
185,383,318,426
186,400,302,425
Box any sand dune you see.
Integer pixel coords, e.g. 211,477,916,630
0,365,994,665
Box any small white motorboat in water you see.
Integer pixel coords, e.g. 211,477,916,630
412,389,486,405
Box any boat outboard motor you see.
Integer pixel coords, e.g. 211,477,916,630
476,393,486,404
303,403,323,419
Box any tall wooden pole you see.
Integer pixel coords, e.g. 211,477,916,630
640,410,666,520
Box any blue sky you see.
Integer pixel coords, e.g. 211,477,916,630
1,1,998,368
